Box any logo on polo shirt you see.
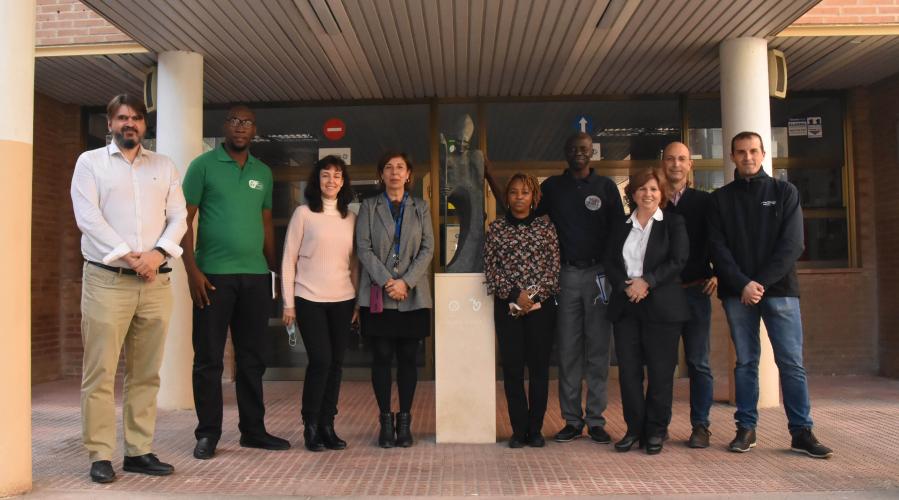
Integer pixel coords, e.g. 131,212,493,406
761,200,776,207
248,179,264,191
585,195,602,211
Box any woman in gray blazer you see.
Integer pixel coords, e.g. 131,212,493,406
355,151,434,448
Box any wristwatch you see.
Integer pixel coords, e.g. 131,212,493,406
153,246,168,258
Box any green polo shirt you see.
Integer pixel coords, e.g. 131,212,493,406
182,145,273,274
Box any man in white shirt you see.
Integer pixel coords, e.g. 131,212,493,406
70,94,187,483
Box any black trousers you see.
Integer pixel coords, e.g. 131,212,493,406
295,297,355,424
493,297,557,438
192,273,272,441
370,337,420,414
613,306,681,439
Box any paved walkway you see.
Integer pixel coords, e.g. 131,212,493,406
26,375,899,498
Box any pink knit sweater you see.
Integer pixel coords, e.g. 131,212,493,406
281,199,358,308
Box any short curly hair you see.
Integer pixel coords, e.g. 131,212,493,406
504,172,542,208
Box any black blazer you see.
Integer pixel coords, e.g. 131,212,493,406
603,211,690,324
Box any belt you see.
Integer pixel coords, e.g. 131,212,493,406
562,258,600,269
682,278,707,288
87,261,172,275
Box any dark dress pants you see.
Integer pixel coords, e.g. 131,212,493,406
295,297,355,425
192,273,272,441
613,304,681,439
494,297,557,438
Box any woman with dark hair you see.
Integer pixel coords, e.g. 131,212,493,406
281,155,358,452
355,150,434,448
484,173,560,448
603,168,689,455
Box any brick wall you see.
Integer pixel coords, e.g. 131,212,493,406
36,0,130,46
32,92,85,383
797,0,899,25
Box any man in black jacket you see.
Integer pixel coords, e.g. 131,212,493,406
708,131,832,459
661,142,716,449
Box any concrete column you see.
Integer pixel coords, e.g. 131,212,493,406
155,51,204,410
720,37,780,409
0,0,34,495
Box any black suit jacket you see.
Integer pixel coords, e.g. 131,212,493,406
603,211,690,324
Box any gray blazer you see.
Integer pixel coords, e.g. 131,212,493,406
355,194,434,311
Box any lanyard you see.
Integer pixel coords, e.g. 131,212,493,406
384,191,409,270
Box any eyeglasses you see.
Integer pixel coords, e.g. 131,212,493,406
226,117,255,129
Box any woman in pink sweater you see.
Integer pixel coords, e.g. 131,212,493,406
281,155,358,452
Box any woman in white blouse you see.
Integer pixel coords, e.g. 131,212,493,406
603,168,689,455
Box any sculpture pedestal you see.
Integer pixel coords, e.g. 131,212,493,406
434,273,496,443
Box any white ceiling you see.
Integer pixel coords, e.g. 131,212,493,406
34,0,899,105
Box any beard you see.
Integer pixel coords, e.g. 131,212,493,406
226,139,249,152
113,129,141,150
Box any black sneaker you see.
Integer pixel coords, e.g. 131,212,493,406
790,428,833,459
554,424,582,442
240,432,291,450
728,427,757,453
688,425,711,449
588,426,611,444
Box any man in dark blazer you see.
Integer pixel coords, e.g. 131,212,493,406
661,142,716,448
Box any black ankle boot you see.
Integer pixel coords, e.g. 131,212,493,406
378,412,395,448
395,412,413,448
319,421,347,450
303,420,325,452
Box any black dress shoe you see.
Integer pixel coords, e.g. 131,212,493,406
554,424,582,442
123,453,174,476
319,423,347,450
645,435,664,455
508,434,527,448
89,460,115,483
303,420,325,452
193,437,217,460
588,426,611,444
527,433,546,448
688,425,711,449
614,434,641,452
240,432,291,451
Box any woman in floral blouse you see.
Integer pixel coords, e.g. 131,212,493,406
484,173,561,448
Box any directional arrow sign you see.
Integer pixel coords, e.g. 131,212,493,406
575,115,592,134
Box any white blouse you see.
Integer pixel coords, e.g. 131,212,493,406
622,207,664,279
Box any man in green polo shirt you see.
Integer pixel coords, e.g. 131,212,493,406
181,105,289,460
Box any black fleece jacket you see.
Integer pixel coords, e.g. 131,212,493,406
707,169,804,298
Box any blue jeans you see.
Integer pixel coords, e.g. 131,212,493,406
681,286,714,427
722,296,813,433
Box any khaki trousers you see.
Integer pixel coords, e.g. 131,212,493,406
80,263,172,462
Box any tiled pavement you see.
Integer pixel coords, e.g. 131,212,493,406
28,375,899,498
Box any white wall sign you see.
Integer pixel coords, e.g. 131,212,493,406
806,117,823,139
318,147,351,165
788,118,807,137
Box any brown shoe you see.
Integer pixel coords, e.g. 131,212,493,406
688,425,711,448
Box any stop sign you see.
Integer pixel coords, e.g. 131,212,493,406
323,118,346,141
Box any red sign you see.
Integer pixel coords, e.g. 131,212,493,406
323,118,346,141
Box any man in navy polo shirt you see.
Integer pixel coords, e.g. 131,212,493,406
537,132,624,444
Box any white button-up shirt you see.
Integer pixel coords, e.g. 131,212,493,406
71,142,188,267
622,207,664,279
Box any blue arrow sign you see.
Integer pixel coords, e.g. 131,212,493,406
575,115,592,134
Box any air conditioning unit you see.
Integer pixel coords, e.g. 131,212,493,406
768,49,787,99
143,66,158,113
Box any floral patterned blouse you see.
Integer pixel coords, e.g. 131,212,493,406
484,213,561,302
